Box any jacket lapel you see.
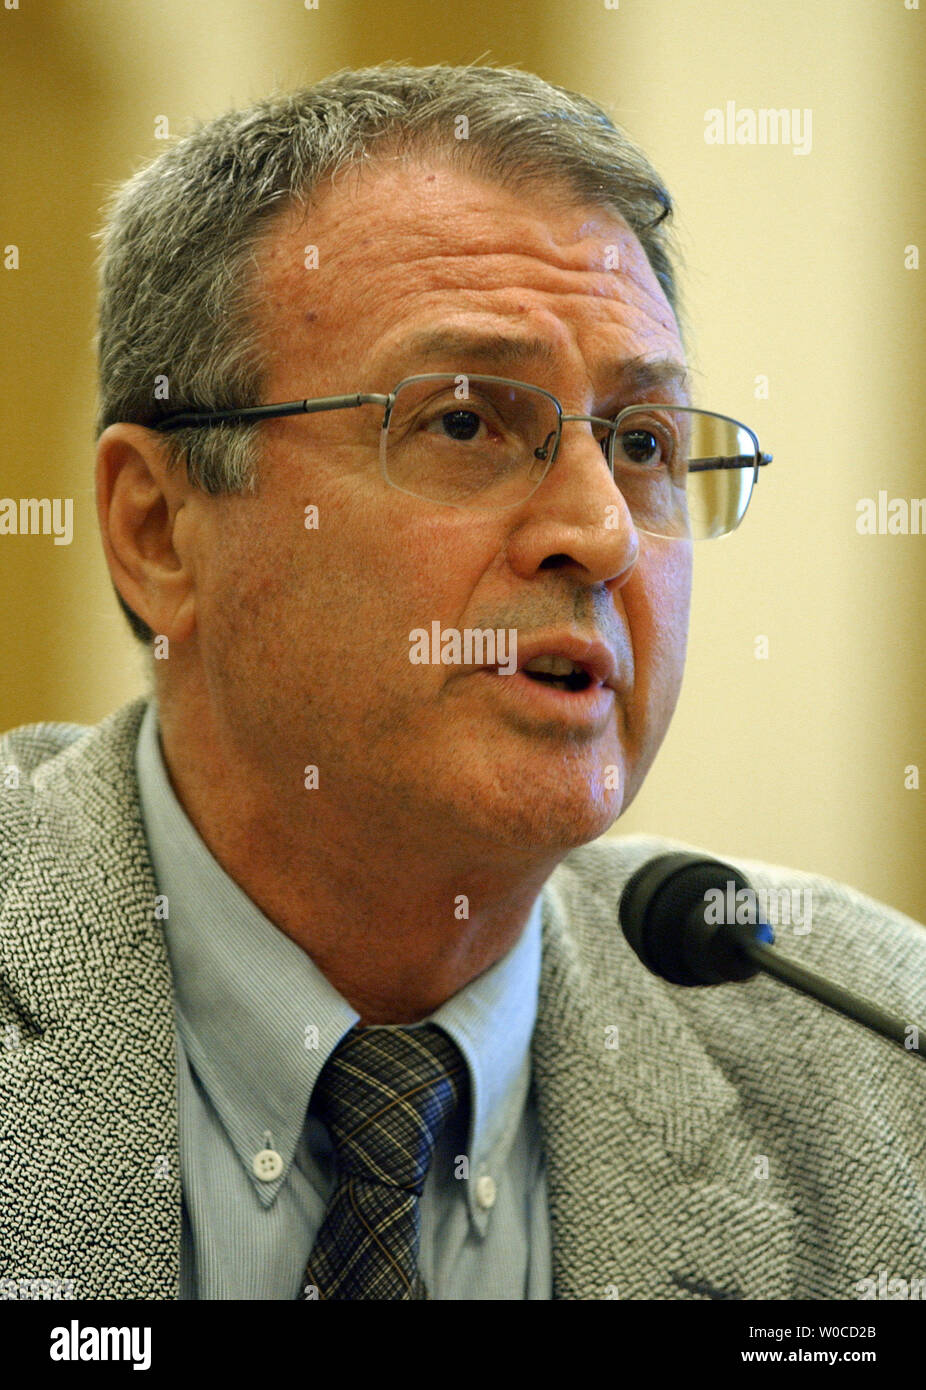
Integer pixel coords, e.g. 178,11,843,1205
0,699,181,1299
532,855,795,1300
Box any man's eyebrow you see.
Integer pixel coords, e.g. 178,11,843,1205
388,330,690,398
616,354,691,399
395,329,560,369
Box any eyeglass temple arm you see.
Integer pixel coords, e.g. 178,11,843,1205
151,393,391,432
689,453,773,474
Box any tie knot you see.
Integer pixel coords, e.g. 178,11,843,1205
312,1023,467,1196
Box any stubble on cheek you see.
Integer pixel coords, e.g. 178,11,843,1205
613,542,691,810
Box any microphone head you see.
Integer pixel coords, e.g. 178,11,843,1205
619,852,772,986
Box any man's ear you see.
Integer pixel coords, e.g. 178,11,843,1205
95,423,197,644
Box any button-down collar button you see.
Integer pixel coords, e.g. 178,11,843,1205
475,1173,497,1210
253,1148,284,1181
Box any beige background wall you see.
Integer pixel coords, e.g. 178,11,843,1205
1,0,923,920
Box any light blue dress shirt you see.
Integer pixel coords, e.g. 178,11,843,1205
134,700,552,1299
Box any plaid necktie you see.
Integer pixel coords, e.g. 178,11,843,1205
300,1022,467,1300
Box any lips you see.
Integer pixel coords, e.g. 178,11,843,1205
455,631,622,729
521,654,592,691
513,635,619,692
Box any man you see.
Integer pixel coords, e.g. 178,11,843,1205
1,63,924,1302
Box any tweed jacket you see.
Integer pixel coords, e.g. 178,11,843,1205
1,697,925,1301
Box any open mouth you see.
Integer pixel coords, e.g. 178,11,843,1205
520,659,594,693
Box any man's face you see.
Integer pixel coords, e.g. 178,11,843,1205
180,160,691,860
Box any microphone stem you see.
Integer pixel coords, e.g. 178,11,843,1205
738,933,926,1060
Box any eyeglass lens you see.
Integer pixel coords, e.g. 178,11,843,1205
380,375,757,538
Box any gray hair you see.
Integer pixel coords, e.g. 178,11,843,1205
94,62,681,644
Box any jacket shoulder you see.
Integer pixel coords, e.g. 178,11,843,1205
0,717,90,784
0,718,90,879
551,830,925,948
0,700,150,888
547,830,926,1025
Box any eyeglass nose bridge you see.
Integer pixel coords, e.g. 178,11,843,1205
532,411,623,473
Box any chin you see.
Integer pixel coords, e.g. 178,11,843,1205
468,784,625,857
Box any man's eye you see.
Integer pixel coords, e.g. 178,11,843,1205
616,428,664,466
417,403,495,444
431,408,484,441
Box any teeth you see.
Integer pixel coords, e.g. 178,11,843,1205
523,655,583,676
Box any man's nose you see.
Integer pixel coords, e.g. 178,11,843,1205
506,417,640,586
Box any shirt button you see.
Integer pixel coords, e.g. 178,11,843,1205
253,1148,284,1181
475,1174,497,1210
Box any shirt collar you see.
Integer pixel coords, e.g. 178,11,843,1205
134,699,542,1225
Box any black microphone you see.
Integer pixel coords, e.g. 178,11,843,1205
619,852,926,1061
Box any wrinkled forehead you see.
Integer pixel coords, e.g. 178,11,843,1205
252,160,682,388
